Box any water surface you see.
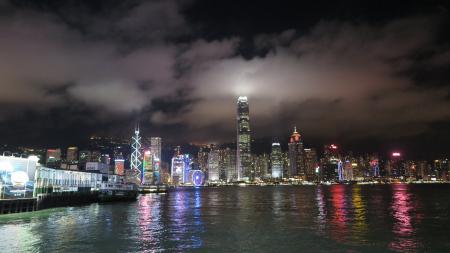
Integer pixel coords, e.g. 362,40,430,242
1,184,450,252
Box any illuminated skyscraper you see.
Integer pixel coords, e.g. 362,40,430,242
208,149,220,182
322,144,340,182
171,154,191,185
304,148,318,181
197,146,210,176
288,127,305,179
271,143,283,179
218,148,237,182
143,150,153,184
236,96,251,181
255,154,270,179
114,158,125,175
151,137,162,184
150,137,162,161
388,152,405,179
171,155,184,185
226,149,237,182
153,157,161,184
130,125,142,184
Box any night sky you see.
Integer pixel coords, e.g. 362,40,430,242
0,0,449,159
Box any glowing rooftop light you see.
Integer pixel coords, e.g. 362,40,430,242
392,152,401,157
330,144,337,149
272,142,280,146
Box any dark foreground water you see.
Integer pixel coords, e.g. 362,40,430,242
1,184,450,253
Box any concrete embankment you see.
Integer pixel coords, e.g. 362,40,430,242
0,189,137,215
0,198,37,214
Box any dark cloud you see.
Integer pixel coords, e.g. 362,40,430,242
0,0,449,158
178,16,450,141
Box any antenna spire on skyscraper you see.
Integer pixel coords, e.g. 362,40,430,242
135,121,140,134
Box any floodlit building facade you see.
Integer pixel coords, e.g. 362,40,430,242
271,143,283,179
236,96,252,181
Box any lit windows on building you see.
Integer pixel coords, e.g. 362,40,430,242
237,96,252,181
271,143,283,179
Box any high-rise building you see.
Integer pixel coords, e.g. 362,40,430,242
143,150,154,184
254,154,270,179
304,148,318,181
388,152,405,179
321,144,340,182
66,147,78,162
150,137,162,161
171,154,191,185
288,127,305,179
219,148,236,182
208,149,220,182
114,158,125,175
183,155,192,185
197,146,210,178
343,159,354,181
171,155,184,185
153,157,161,184
227,150,237,182
417,161,429,180
405,161,417,180
282,151,290,179
433,159,449,180
271,143,283,179
236,96,252,181
130,125,142,184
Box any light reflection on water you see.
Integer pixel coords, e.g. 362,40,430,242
351,186,368,242
330,185,349,243
0,185,449,253
389,184,422,252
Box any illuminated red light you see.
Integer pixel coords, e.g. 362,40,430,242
392,152,401,157
330,144,337,149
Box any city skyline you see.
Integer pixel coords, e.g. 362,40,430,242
0,1,449,159
2,2,450,252
2,93,447,187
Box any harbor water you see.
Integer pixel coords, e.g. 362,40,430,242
1,184,450,252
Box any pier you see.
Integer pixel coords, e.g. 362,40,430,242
0,155,138,215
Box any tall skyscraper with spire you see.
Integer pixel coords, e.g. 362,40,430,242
131,124,142,184
288,126,305,179
236,96,252,181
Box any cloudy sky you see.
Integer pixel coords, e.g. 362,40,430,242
0,0,449,158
